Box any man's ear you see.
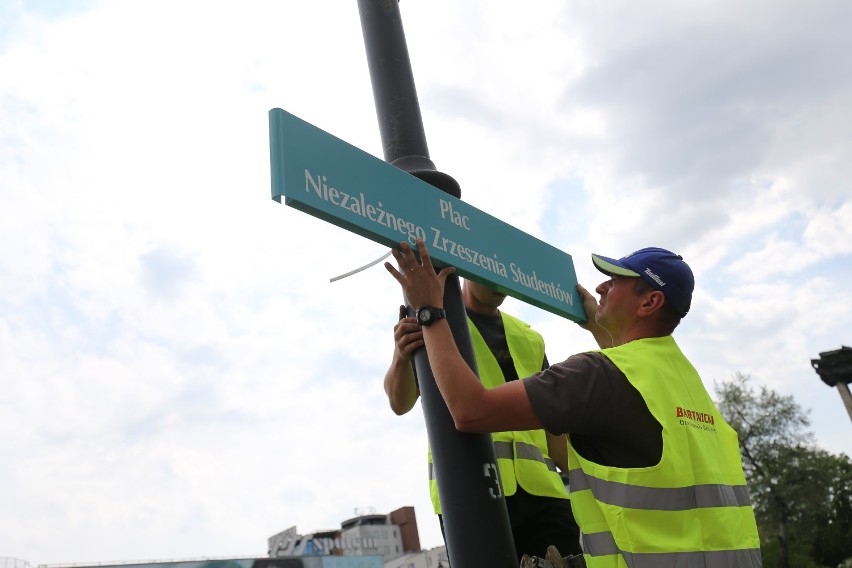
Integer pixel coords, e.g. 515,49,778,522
637,290,666,316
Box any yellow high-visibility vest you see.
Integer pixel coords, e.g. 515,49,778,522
428,312,568,514
568,336,762,567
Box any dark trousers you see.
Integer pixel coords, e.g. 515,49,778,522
439,486,582,564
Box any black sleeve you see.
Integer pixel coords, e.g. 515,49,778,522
523,352,626,436
523,352,664,468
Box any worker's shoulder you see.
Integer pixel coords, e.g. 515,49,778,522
499,310,534,330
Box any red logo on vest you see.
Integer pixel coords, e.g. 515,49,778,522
676,406,715,425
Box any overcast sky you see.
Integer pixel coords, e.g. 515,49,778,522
2,0,851,564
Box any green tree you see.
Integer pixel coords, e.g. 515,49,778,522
810,449,852,567
715,373,852,568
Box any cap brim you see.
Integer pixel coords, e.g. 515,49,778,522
592,254,641,277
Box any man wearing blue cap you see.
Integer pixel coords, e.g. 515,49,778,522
385,238,762,567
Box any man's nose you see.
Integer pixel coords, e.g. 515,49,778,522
595,279,613,295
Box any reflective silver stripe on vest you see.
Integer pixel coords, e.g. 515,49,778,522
569,468,752,510
429,442,557,480
582,532,762,567
494,441,558,472
582,531,620,556
428,442,556,481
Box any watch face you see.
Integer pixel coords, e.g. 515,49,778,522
417,306,444,326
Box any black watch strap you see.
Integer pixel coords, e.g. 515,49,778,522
416,306,447,326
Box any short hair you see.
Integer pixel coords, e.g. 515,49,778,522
633,278,682,334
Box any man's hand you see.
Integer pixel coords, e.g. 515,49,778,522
393,305,423,362
576,283,598,328
577,283,612,348
385,238,456,309
385,303,423,415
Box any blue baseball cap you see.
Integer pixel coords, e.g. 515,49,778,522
591,247,695,317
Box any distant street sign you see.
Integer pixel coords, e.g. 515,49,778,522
269,108,585,322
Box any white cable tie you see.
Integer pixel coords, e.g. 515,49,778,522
329,250,393,283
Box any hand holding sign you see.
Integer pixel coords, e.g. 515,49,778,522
385,239,456,310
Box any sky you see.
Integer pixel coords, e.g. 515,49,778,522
1,0,851,564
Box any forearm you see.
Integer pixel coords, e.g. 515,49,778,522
420,319,490,428
384,355,419,415
421,320,542,433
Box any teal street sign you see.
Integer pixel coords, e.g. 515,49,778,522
269,108,585,322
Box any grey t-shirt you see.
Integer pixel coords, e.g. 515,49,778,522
523,352,663,468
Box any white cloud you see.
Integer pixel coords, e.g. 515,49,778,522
1,0,851,564
804,201,852,254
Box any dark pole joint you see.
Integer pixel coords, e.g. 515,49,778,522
811,345,852,387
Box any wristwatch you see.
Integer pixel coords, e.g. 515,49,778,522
415,306,447,326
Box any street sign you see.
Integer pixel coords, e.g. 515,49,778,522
269,108,585,322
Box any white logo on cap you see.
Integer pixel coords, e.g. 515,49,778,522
644,268,666,287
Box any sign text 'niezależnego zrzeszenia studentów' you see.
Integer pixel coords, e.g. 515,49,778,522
268,108,585,322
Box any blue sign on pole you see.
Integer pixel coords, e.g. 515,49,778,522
270,108,585,322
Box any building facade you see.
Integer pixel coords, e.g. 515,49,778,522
268,507,421,564
57,558,382,568
382,547,449,568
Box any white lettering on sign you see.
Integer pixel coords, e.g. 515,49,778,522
305,169,426,244
439,199,471,230
510,263,574,306
304,169,575,309
430,227,508,278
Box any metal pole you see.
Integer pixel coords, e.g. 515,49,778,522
357,2,516,566
836,382,852,423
